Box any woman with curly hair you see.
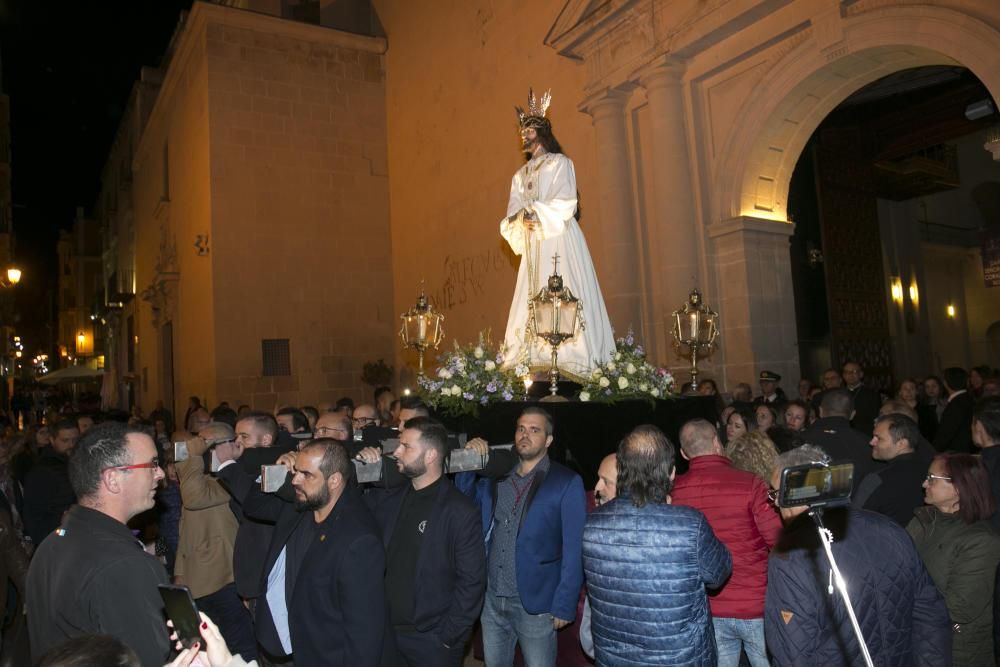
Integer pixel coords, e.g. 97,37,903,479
725,431,780,482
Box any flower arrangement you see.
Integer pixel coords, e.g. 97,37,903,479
578,330,675,403
417,333,522,417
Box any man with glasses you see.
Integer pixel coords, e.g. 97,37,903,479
26,421,171,666
352,403,380,433
175,422,256,661
313,411,352,444
852,414,932,526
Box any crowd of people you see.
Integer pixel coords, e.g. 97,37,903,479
0,361,997,666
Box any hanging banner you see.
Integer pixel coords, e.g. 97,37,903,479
982,228,1000,288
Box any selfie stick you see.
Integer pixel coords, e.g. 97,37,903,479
808,508,874,667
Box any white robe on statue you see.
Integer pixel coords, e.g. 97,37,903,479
500,152,615,379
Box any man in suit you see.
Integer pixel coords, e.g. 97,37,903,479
22,419,78,546
801,388,881,489
842,361,881,436
463,407,587,666
753,370,787,410
934,366,976,453
215,411,289,605
247,438,386,666
367,417,485,665
176,422,256,661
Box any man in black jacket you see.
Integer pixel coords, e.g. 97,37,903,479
215,411,289,603
367,417,485,666
766,445,951,666
934,367,975,453
842,361,881,436
22,419,78,546
801,389,882,488
246,438,386,666
27,421,170,666
854,414,931,525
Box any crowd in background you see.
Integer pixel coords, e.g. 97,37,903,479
0,361,996,666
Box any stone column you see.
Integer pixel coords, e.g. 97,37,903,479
579,86,642,340
638,59,702,362
709,216,799,388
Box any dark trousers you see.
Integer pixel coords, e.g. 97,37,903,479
393,628,466,667
197,583,257,661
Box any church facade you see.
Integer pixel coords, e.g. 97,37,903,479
95,0,1000,414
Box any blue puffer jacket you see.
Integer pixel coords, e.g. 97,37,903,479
766,507,952,666
583,496,732,666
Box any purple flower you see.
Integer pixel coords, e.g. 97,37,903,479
502,391,513,401
486,381,498,393
635,346,644,356
469,373,479,382
480,397,489,405
462,392,474,401
625,334,634,346
495,353,504,364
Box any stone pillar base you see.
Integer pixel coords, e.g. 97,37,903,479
708,216,800,390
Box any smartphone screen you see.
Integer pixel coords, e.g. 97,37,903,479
158,584,201,649
778,461,854,508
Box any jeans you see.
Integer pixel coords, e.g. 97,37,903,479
481,593,556,667
196,583,257,661
713,617,769,667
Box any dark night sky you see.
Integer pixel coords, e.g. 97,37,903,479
0,0,193,353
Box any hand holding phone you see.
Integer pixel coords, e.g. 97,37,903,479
158,584,201,649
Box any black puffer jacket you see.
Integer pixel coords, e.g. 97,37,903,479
766,507,951,666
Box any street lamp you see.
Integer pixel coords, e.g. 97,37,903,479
670,289,720,388
2,267,21,287
399,289,445,377
529,254,581,398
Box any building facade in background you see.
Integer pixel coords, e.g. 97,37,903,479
92,0,1000,417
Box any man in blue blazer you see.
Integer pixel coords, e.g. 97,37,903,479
366,417,486,665
245,438,386,666
463,407,587,666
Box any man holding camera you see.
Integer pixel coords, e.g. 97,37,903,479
366,417,485,665
765,445,951,665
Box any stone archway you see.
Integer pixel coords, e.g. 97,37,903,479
716,3,1000,224
706,2,1000,386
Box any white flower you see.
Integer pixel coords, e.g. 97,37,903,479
484,360,496,371
474,346,484,359
592,368,603,378
640,383,649,391
450,385,462,396
579,391,591,402
438,369,452,379
615,352,622,361
626,363,636,375
440,387,450,395
599,377,610,388
618,377,629,390
515,364,528,376
650,388,660,397
606,361,616,372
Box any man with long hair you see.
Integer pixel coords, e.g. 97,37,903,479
499,89,614,379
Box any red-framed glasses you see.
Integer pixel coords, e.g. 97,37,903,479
104,459,161,473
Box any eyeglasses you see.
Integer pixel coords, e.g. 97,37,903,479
315,426,348,436
925,473,952,483
352,417,377,426
105,459,161,473
206,438,236,447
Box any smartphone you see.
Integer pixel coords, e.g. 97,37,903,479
157,584,201,649
173,442,188,462
777,461,854,509
261,465,289,493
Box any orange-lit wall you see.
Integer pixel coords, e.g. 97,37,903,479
374,0,600,383
133,4,394,416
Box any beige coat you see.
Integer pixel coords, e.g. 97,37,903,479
174,456,238,599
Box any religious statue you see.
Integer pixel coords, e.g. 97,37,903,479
500,89,615,380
